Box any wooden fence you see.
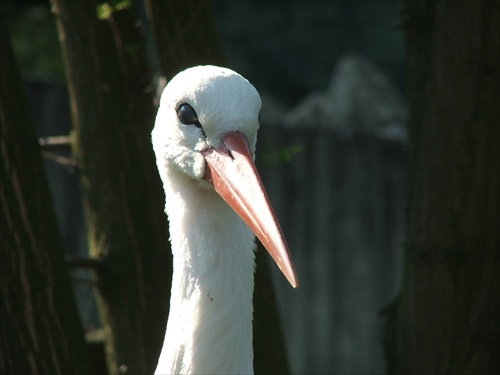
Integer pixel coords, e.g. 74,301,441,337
258,125,406,374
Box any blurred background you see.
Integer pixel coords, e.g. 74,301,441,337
4,1,406,373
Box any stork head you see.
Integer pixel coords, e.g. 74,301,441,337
152,65,298,288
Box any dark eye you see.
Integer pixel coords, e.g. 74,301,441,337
177,103,202,128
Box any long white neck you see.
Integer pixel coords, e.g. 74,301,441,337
155,169,256,375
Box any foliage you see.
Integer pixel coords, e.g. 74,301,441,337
96,0,132,21
261,143,304,169
2,2,65,79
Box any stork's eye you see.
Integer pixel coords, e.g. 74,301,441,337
177,103,202,129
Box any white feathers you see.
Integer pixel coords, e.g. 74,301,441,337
152,65,261,183
152,66,262,374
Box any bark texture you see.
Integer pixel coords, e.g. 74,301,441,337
144,0,224,80
0,17,89,374
51,1,170,373
385,1,500,373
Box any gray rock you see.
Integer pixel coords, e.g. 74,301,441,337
284,55,407,142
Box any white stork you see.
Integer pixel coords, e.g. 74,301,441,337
152,65,298,375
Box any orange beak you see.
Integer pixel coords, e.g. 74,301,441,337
203,132,298,288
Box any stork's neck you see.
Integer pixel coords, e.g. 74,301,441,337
155,171,256,375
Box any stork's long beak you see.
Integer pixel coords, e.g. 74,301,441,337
203,132,299,288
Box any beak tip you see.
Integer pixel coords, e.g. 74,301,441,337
287,269,299,289
279,257,299,288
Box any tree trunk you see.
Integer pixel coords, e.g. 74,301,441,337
384,1,500,373
51,1,170,373
144,0,224,80
0,17,90,374
253,245,291,375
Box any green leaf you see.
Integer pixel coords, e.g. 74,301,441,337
261,144,304,169
96,0,132,20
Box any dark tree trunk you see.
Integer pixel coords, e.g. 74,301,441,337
144,0,224,80
385,1,500,373
0,17,90,374
253,246,291,375
51,1,170,373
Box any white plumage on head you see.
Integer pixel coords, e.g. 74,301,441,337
152,66,261,180
152,65,297,375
